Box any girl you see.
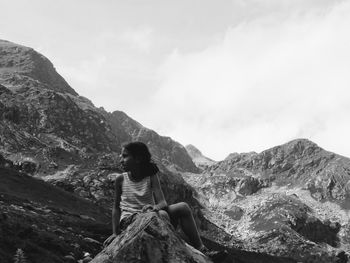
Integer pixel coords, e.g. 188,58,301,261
104,141,205,251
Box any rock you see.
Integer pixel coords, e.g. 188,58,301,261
235,177,268,196
0,154,13,168
80,215,96,221
18,160,38,174
83,256,93,262
90,212,212,263
224,206,244,220
83,237,101,246
49,161,58,169
64,255,76,263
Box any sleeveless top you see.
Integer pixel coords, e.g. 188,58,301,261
119,172,154,221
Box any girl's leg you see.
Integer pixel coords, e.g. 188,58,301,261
166,202,203,249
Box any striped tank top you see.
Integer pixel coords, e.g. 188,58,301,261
120,172,154,221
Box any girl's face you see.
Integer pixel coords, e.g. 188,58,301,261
120,148,138,172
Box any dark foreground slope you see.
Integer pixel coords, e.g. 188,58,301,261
0,166,110,263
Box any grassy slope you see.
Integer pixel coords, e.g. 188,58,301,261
0,167,111,263
0,168,109,222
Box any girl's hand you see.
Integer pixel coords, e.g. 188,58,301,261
142,205,159,212
142,204,154,212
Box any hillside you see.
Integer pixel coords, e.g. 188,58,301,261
0,164,110,263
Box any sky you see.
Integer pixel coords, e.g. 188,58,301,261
1,0,350,160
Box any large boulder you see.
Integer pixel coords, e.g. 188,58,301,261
90,212,212,263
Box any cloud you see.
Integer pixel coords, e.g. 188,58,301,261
120,26,154,53
146,0,350,160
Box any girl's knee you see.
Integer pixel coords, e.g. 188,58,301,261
178,202,191,216
158,209,170,220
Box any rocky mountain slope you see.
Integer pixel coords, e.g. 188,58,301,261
209,139,350,204
0,39,198,175
183,139,350,262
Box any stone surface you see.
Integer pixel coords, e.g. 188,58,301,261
91,212,212,263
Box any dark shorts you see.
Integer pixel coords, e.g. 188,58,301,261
120,213,138,230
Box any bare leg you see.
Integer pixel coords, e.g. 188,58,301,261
165,202,203,249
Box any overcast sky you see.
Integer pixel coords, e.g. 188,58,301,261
1,0,350,160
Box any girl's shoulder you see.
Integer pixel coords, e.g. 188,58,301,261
149,171,161,185
108,172,126,184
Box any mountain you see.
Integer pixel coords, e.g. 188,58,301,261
208,138,350,204
183,139,350,262
0,39,198,174
186,144,216,169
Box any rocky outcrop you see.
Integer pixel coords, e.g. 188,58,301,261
182,173,269,209
246,194,346,263
91,212,212,263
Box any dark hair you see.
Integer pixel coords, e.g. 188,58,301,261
122,141,159,177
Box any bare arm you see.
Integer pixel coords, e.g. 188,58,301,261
150,172,168,211
112,173,123,235
103,173,123,247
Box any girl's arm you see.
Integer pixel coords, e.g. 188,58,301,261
112,173,123,235
150,172,168,211
103,173,123,247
